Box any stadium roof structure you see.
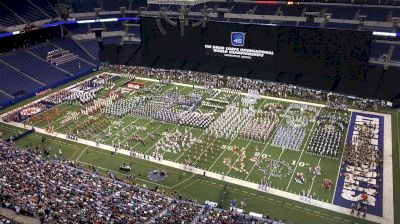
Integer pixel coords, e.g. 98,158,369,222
147,0,210,5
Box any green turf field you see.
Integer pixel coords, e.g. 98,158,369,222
0,73,398,224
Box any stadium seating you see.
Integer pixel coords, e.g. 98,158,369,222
30,0,58,18
102,0,128,11
66,24,90,35
0,62,43,96
3,1,49,22
58,59,93,74
0,91,12,103
30,42,95,74
280,5,305,17
79,39,100,61
104,22,124,32
325,6,359,19
103,36,122,45
1,51,69,85
231,4,255,14
324,23,359,30
53,38,99,65
370,42,391,59
0,3,25,27
127,26,141,36
359,7,389,21
299,21,320,27
70,0,98,13
254,5,280,15
390,45,400,62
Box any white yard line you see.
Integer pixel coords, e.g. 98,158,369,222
226,140,253,176
0,73,394,224
170,173,196,189
267,148,286,180
1,112,391,224
174,131,205,162
77,160,172,189
41,102,75,128
309,157,322,192
207,137,237,171
285,107,322,191
331,112,352,203
245,108,289,181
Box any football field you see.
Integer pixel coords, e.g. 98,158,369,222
0,72,397,224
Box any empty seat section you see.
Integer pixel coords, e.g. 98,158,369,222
280,6,305,16
0,62,43,96
231,4,254,14
359,7,389,21
391,45,400,62
105,22,124,32
0,4,24,27
71,0,97,13
254,5,279,15
324,23,359,30
58,59,93,75
103,37,122,45
4,1,48,22
32,0,58,17
79,40,100,61
2,52,68,85
326,6,358,19
369,42,390,59
53,39,97,64
30,44,58,59
103,0,127,11
0,92,12,103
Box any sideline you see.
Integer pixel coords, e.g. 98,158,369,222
0,73,394,224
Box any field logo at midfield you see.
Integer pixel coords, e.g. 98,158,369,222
231,32,245,47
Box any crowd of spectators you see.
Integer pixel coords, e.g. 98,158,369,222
0,140,287,223
102,65,386,111
0,214,22,224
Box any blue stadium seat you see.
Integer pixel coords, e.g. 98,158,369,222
70,0,98,13
31,42,98,75
30,43,58,58
127,26,141,37
391,45,400,62
0,62,44,96
31,0,58,18
326,6,359,20
0,4,25,27
105,22,124,32
359,7,389,21
79,40,100,61
370,42,390,59
280,6,305,17
298,22,320,28
189,4,205,12
102,0,128,11
324,23,359,30
1,52,69,85
229,18,251,23
0,91,12,103
53,39,99,65
254,5,279,15
4,1,49,22
66,24,90,35
147,4,161,11
231,4,254,14
102,37,122,45
58,59,93,75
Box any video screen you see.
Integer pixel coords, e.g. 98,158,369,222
140,17,372,80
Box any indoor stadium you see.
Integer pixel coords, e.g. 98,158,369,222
0,0,399,223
